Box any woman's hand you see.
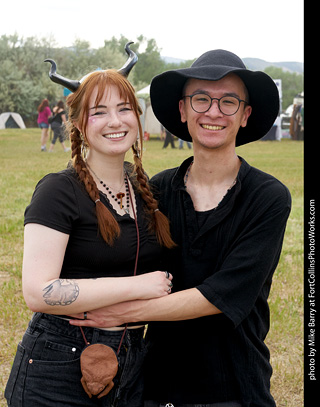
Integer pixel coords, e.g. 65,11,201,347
68,271,173,328
133,271,173,299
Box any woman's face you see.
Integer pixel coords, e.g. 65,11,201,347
84,84,139,159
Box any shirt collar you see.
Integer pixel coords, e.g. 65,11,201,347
171,156,194,191
171,155,251,191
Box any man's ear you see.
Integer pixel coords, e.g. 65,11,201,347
179,99,187,123
240,105,252,128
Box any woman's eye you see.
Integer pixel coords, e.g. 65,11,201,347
91,111,106,116
120,106,132,112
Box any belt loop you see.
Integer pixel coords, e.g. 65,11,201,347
29,312,43,333
125,329,131,345
92,328,100,343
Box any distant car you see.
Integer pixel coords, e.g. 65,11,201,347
280,105,293,130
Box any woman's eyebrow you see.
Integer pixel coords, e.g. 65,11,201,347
89,102,130,110
89,105,107,110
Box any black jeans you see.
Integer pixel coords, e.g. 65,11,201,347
5,313,146,407
144,401,242,407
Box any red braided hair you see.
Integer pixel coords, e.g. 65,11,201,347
66,70,175,248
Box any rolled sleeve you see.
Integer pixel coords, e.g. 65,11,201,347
197,180,291,327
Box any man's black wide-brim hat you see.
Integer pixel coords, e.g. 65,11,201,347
150,49,279,146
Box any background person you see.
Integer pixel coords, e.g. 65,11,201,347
178,138,192,149
161,125,176,149
48,100,70,152
37,98,52,151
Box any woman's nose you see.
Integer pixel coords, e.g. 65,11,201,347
107,112,122,128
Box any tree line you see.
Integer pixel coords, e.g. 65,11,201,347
0,34,303,126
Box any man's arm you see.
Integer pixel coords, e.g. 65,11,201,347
69,288,221,328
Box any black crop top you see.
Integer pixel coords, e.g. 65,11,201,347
24,166,166,279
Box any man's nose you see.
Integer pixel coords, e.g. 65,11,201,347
206,99,223,116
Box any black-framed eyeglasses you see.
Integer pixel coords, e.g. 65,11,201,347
182,93,248,116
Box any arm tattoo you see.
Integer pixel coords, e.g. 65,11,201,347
43,279,80,306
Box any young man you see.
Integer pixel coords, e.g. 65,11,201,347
72,50,291,407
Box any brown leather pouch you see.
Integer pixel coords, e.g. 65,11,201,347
80,342,119,399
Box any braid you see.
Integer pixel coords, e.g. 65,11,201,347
70,126,120,245
132,143,176,249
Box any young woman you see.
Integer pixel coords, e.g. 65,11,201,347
48,100,70,152
5,44,175,407
37,98,52,151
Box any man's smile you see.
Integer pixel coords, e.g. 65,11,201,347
201,124,225,131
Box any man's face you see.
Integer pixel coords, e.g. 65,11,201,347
179,74,252,151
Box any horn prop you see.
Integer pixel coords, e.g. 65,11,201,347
44,59,80,92
117,42,138,77
44,42,138,92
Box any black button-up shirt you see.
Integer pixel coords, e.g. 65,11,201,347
144,157,291,406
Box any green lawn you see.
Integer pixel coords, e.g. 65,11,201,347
0,129,303,406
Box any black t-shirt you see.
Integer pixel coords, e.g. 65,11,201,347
145,157,291,406
51,110,65,126
24,166,166,279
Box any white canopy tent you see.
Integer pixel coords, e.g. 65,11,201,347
136,85,161,135
136,85,150,95
0,112,26,129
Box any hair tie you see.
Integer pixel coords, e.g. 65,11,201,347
95,199,101,204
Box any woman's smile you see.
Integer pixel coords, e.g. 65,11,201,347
103,132,127,140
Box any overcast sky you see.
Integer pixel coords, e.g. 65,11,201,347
1,0,304,62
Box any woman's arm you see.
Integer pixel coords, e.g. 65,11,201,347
61,113,67,124
22,223,172,315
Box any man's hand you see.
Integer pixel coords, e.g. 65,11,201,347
68,288,221,329
69,300,146,328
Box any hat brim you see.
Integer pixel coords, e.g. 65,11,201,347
150,65,279,146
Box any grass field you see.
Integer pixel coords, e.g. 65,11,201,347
0,128,303,406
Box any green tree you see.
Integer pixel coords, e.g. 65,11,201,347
0,33,304,126
0,59,43,122
0,34,61,124
134,36,165,84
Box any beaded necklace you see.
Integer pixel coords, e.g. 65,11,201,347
86,163,130,214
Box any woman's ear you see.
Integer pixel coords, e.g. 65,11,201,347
73,121,82,133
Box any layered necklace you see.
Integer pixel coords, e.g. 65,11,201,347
86,163,130,214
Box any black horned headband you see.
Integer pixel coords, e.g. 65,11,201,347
44,42,138,92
